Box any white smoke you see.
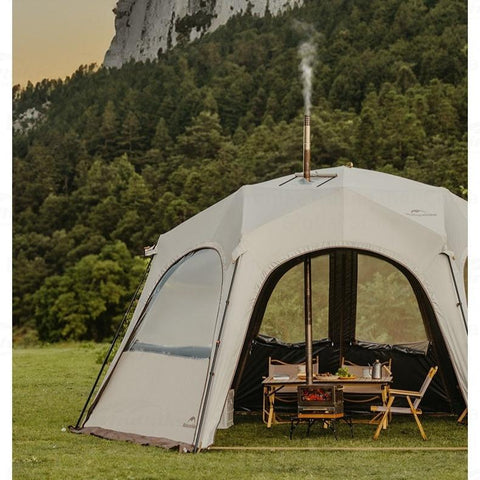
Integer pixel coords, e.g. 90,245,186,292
299,40,316,115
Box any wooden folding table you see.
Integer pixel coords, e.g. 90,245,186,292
262,374,392,428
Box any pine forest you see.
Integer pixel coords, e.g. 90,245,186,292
12,0,467,343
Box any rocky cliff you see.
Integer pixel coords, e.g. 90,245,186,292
104,0,303,68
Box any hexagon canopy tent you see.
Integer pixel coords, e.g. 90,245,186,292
75,166,467,451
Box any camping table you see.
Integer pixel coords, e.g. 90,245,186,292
262,374,393,428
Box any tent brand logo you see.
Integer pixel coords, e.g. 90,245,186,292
183,416,197,429
406,209,437,217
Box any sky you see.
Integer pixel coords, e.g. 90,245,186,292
13,0,117,86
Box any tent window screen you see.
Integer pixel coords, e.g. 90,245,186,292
260,255,329,343
128,249,222,358
355,254,427,346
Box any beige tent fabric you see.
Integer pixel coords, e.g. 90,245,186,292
82,167,467,451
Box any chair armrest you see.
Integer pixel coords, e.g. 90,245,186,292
382,365,392,376
388,388,422,397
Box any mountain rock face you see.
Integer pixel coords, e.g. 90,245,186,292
104,0,303,68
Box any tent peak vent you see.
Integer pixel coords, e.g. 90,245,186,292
279,172,337,187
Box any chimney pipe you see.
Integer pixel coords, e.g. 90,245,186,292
304,256,313,384
303,115,311,181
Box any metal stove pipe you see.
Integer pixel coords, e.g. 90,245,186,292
304,256,313,385
303,115,311,181
303,115,313,384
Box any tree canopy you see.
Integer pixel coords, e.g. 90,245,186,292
12,0,467,343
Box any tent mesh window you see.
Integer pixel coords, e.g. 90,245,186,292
355,253,428,349
127,248,223,358
260,254,329,344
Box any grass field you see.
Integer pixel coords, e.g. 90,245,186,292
13,344,468,479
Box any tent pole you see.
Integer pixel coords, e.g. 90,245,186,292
441,252,468,333
193,261,239,453
304,256,313,384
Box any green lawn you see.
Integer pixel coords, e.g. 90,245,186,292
13,344,467,479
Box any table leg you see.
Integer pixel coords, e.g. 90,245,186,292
381,385,390,429
289,418,300,439
266,387,275,428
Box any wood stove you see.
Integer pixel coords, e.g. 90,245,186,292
297,384,344,415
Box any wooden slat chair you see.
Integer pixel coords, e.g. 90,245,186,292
457,408,467,425
268,356,320,391
263,357,319,424
341,358,392,404
371,366,438,440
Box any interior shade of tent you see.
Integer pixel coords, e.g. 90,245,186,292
72,166,467,452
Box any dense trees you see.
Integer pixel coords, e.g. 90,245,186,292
33,242,147,342
12,0,467,342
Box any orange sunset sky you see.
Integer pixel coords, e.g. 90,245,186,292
13,0,116,86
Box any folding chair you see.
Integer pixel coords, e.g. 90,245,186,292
263,357,319,424
341,358,392,404
268,356,319,379
457,407,467,425
371,366,438,440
